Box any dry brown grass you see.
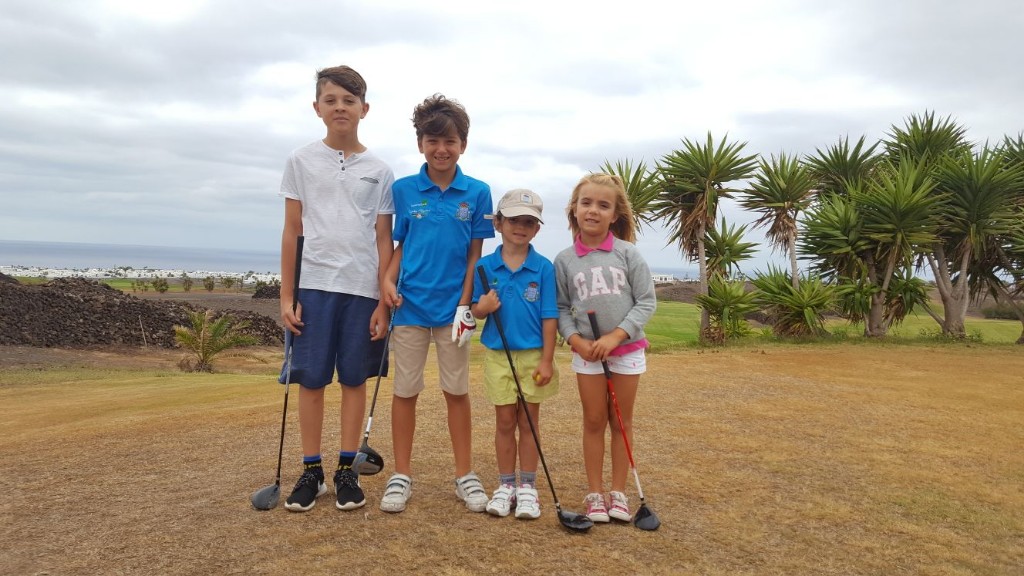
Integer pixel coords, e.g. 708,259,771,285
1,344,1023,575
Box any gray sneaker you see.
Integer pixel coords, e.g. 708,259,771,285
485,483,516,517
514,484,541,519
454,472,488,512
379,473,412,513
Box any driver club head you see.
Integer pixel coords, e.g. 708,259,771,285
557,507,594,533
250,483,280,511
353,445,384,476
633,503,661,531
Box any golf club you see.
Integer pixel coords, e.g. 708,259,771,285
586,310,660,530
477,266,593,533
353,306,394,475
251,235,304,511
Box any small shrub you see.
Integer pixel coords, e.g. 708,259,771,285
173,310,259,372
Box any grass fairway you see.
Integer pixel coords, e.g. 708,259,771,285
2,344,1022,575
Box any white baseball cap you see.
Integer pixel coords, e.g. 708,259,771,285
487,188,544,223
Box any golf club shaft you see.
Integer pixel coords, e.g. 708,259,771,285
364,306,395,437
587,311,646,500
273,235,304,484
477,266,563,510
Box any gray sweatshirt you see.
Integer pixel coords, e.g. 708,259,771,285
554,236,657,350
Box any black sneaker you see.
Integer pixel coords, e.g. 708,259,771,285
334,466,366,511
284,467,326,512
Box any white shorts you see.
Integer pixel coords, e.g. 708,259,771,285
571,348,646,375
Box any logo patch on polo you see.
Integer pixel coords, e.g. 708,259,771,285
455,202,471,221
523,282,540,302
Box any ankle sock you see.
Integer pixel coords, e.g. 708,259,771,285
338,451,356,470
519,471,536,487
499,473,517,486
302,455,322,472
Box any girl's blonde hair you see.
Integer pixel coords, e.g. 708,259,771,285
565,173,636,243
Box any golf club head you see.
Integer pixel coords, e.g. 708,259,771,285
250,483,280,511
557,508,594,533
353,446,384,476
633,503,661,531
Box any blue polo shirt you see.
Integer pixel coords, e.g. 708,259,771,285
472,244,558,351
393,163,494,327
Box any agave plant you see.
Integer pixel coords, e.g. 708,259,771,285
882,271,932,327
173,309,259,373
752,266,835,337
834,278,880,326
694,275,759,343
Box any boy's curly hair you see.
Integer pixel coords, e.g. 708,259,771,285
315,65,367,101
412,94,470,142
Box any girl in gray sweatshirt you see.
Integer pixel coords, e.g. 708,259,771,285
554,173,656,524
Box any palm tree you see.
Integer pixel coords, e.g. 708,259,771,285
173,309,258,372
801,161,939,337
854,160,941,336
703,217,758,279
653,132,758,337
740,152,817,287
923,144,1023,337
884,111,971,167
599,159,660,232
804,135,881,198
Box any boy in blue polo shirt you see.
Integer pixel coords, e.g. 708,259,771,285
471,189,559,520
278,65,394,513
379,94,494,513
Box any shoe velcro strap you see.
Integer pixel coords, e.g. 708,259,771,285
517,490,537,503
457,477,485,496
384,477,410,495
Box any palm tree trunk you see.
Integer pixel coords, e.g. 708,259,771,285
788,230,800,290
697,227,710,338
927,248,969,338
864,260,888,337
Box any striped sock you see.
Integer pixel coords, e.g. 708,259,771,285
519,471,537,487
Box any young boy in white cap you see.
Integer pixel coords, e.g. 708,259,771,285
471,189,559,519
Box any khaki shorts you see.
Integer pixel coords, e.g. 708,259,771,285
392,325,469,398
483,348,559,405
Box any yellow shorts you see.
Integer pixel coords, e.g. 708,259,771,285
482,348,559,405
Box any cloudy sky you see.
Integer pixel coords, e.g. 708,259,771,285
3,0,1022,274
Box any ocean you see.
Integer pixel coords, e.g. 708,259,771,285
0,239,279,274
0,239,698,280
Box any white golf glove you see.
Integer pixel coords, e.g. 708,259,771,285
451,305,476,347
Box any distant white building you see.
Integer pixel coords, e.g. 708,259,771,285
652,273,675,283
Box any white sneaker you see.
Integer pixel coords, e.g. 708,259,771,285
486,483,516,517
514,484,541,519
608,490,631,522
379,473,412,513
454,471,488,512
